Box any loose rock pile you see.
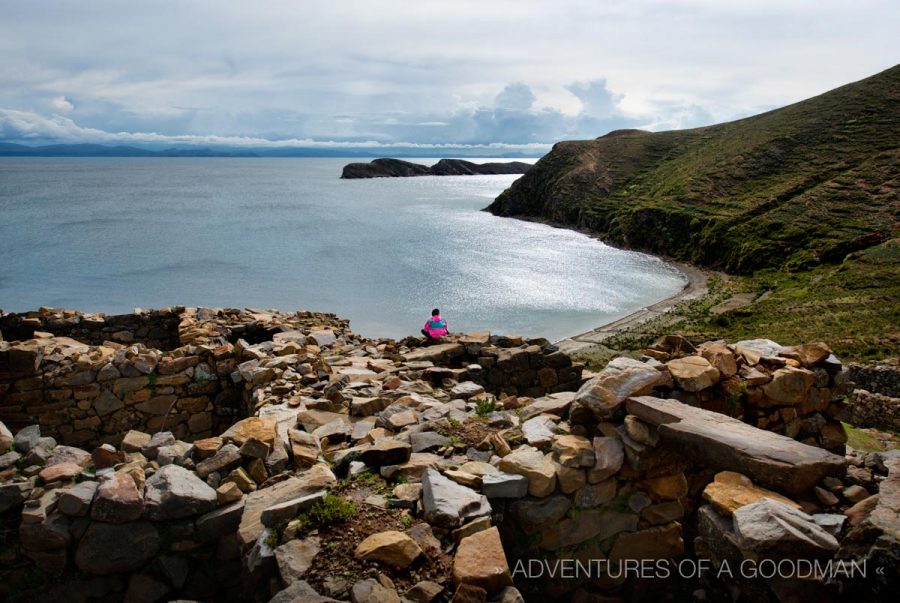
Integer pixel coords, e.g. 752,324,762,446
0,308,897,602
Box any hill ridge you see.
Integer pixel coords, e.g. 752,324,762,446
487,64,900,274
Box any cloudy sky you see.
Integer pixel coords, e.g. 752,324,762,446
1,0,897,152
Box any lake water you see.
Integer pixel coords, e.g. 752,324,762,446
0,157,685,341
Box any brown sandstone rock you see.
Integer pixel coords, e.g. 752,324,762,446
701,471,801,516
666,356,720,392
452,527,512,594
355,530,422,569
91,472,143,523
573,357,661,419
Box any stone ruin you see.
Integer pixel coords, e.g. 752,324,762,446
0,306,896,602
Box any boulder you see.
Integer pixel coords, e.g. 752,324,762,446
121,430,151,453
58,481,99,517
196,500,245,541
608,522,683,561
141,431,175,459
261,491,326,528
762,367,815,405
509,494,571,533
421,468,491,528
699,342,738,378
497,446,557,497
221,416,277,447
38,462,83,484
92,472,143,523
552,435,595,468
238,467,336,547
359,439,412,467
276,537,321,585
143,464,217,520
451,382,486,399
46,445,92,468
702,471,801,516
196,443,242,478
521,416,556,448
452,527,512,594
778,342,832,368
572,357,661,419
13,425,41,453
75,521,159,574
588,436,624,483
410,431,451,453
482,473,529,499
354,530,423,569
733,339,783,365
666,356,720,392
732,498,839,558
351,578,402,603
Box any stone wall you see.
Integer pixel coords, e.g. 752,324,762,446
0,307,183,350
632,336,852,452
0,307,354,448
490,343,896,602
0,309,581,452
847,360,900,398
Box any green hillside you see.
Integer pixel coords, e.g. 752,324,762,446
488,65,900,360
488,65,899,273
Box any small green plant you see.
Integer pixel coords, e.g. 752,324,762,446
723,381,748,415
401,514,413,527
447,417,462,427
474,398,497,417
295,493,357,533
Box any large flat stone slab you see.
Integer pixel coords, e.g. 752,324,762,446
626,396,845,495
401,343,464,364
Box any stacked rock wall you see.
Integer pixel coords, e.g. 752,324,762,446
0,307,183,350
491,341,896,602
845,361,900,432
633,336,853,452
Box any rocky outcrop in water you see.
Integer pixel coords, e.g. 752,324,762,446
341,158,532,179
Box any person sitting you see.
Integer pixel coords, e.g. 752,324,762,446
421,308,448,341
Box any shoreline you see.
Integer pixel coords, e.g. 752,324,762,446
554,260,710,353
483,212,715,352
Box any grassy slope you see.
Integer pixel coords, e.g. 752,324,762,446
488,65,900,361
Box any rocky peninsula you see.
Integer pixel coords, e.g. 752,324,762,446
341,158,532,179
1,305,897,602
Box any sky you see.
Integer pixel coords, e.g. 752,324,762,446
0,0,898,153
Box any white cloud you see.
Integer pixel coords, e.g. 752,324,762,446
49,95,74,112
0,108,552,151
0,1,897,146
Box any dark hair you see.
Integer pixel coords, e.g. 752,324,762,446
431,308,440,316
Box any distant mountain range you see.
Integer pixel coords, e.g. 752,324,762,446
0,142,538,159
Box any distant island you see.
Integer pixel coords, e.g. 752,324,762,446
341,157,532,178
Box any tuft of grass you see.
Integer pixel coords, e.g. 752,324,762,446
842,422,889,452
294,493,357,534
473,398,497,417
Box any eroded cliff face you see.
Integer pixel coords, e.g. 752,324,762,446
486,65,900,274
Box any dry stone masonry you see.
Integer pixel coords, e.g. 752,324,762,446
0,308,896,602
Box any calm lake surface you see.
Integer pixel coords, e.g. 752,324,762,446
0,157,685,341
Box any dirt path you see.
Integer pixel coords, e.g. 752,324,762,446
555,260,712,354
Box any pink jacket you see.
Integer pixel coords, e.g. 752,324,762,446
423,315,448,338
